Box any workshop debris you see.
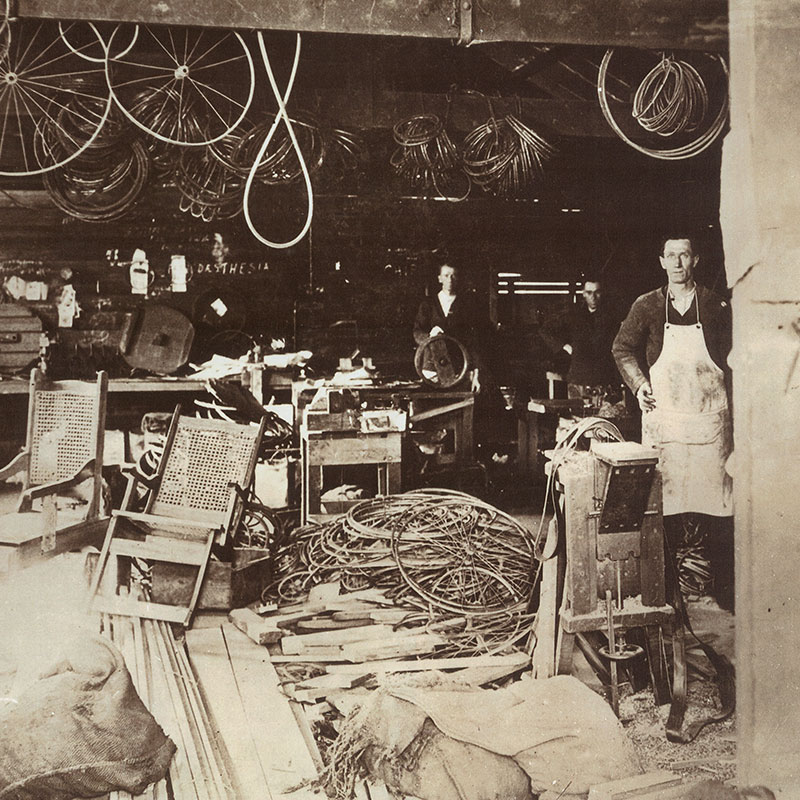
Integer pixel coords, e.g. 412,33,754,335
268,489,539,658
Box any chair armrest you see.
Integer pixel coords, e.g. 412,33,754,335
16,459,96,512
0,451,30,482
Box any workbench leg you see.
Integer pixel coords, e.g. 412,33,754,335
532,556,558,678
555,628,575,676
387,463,402,495
644,623,671,705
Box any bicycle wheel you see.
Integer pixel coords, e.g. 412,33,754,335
59,20,139,63
0,19,111,176
105,24,255,146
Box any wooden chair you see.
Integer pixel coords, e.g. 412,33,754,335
0,368,108,572
87,410,266,627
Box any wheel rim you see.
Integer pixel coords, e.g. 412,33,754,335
105,24,255,146
0,19,111,176
58,21,139,63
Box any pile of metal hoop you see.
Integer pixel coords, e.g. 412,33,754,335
0,15,730,232
265,489,540,657
0,18,365,233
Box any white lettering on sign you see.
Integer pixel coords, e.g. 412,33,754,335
193,261,270,276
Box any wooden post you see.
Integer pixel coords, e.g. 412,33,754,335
722,2,800,794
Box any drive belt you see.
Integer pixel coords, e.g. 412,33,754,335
665,545,735,743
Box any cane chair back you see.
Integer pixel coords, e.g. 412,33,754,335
148,416,264,533
0,368,108,572
27,369,107,502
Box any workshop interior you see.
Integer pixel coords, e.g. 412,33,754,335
0,1,796,799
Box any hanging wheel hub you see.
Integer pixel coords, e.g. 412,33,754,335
174,64,189,79
3,72,18,85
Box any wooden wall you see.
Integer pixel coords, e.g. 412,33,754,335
722,1,800,795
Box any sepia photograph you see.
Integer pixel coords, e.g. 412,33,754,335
0,1,795,798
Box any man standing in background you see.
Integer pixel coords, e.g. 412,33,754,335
562,277,620,401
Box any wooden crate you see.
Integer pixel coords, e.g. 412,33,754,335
150,547,272,610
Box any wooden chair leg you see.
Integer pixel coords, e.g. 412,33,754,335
86,516,121,611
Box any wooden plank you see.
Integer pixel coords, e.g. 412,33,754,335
532,555,559,679
110,536,208,565
281,624,393,655
228,607,285,645
448,661,530,687
143,621,200,800
342,633,445,662
587,770,683,800
92,596,190,625
326,652,531,675
147,621,211,800
331,608,416,624
184,627,272,800
16,0,458,39
220,622,320,797
291,673,367,703
158,622,229,800
409,398,474,424
289,700,326,774
296,617,375,631
268,651,350,664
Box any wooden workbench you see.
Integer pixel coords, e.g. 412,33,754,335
0,376,208,395
301,427,403,523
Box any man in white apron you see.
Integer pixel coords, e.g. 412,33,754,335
612,236,734,608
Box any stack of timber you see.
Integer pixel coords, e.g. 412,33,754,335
225,582,532,720
102,614,233,800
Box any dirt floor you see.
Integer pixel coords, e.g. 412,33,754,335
621,598,737,783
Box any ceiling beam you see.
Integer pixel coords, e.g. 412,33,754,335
14,0,458,38
15,0,728,50
474,0,728,52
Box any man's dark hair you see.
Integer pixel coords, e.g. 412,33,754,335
438,262,458,275
659,235,698,256
580,275,601,287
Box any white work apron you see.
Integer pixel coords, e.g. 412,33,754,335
641,293,733,517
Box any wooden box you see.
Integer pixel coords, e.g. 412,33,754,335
150,547,272,610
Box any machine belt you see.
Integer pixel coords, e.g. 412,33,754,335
665,565,735,743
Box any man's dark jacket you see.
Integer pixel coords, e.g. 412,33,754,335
566,305,620,387
612,284,732,396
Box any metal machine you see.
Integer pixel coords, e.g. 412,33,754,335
536,437,675,712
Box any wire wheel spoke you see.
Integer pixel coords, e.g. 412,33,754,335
0,19,110,176
105,24,254,146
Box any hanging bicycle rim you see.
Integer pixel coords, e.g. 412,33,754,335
0,19,111,176
105,24,255,146
597,48,729,161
